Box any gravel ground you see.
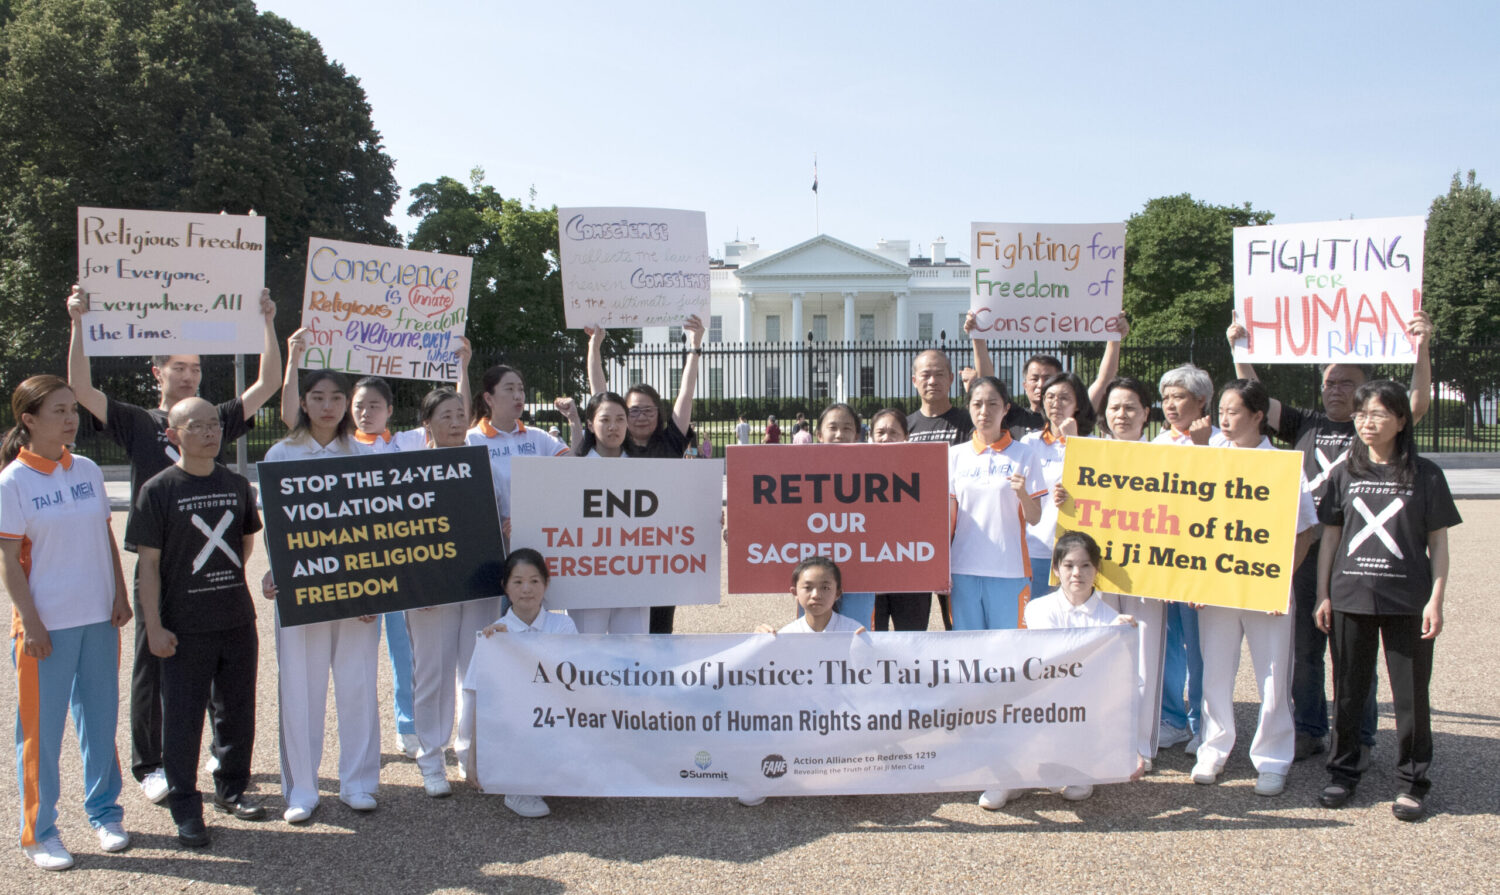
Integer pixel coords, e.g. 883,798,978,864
2,503,1497,894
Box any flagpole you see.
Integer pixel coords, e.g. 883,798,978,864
813,153,820,235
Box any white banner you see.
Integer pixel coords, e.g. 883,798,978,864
471,627,1139,798
968,222,1126,341
77,207,266,355
299,237,473,380
557,207,710,329
509,457,723,610
1232,216,1425,364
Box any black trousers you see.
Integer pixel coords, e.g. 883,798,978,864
129,572,221,781
935,593,953,631
649,605,676,634
1328,611,1434,797
161,623,259,824
873,593,933,631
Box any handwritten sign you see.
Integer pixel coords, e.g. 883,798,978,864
968,222,1125,341
557,207,709,328
472,626,1139,798
1055,438,1304,613
508,456,723,610
76,207,265,355
1232,216,1425,364
259,446,503,626
725,444,950,595
299,237,473,380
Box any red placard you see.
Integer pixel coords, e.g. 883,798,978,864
726,443,950,594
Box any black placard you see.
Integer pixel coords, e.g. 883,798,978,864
260,445,504,626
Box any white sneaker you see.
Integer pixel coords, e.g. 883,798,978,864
22,834,74,870
139,768,168,804
399,734,420,759
339,792,377,812
504,794,550,817
1157,722,1191,749
1191,762,1218,785
1056,784,1094,801
205,753,220,773
736,795,766,807
96,822,130,853
977,789,1017,810
423,774,451,798
1141,757,1153,774
1254,772,1287,796
1184,732,1203,755
283,804,315,824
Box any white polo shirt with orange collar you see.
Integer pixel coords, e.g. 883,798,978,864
1152,424,1220,446
949,431,1046,579
0,448,114,631
1019,428,1071,561
352,428,427,454
465,418,569,518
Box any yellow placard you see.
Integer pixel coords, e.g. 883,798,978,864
1057,438,1304,612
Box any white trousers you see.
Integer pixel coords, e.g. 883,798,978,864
568,606,649,634
1195,605,1295,776
275,615,382,809
405,597,501,777
1103,595,1168,759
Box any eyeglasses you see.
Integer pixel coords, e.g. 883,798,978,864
626,407,656,419
174,421,218,436
1353,411,1395,423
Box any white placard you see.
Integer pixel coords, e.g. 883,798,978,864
509,456,723,610
76,207,266,355
968,222,1126,341
471,627,1140,798
557,207,710,329
299,237,473,380
1232,216,1425,364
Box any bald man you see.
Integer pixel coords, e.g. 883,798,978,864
128,398,265,847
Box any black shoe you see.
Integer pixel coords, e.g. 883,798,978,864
212,794,267,821
1318,782,1355,809
176,818,210,848
1392,794,1425,822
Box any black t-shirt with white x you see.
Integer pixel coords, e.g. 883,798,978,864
126,463,262,634
1317,457,1461,616
1276,404,1355,506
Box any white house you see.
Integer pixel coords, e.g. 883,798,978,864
606,234,974,401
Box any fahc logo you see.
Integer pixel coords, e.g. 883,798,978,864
761,754,788,778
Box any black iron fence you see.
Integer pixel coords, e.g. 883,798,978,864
4,336,1497,465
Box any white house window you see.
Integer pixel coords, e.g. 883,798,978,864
765,315,781,343
627,367,643,388
859,314,875,341
630,328,644,342
918,312,934,341
812,314,828,342
860,365,875,398
708,367,724,398
764,364,781,398
709,315,723,343
669,325,684,343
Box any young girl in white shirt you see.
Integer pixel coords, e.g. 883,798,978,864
473,548,576,818
979,531,1137,810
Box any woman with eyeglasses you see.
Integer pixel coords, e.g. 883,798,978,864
1314,380,1459,822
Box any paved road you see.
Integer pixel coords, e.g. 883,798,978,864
2,502,1497,894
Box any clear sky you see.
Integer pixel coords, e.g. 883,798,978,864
258,0,1498,261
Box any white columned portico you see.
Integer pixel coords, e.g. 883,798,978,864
842,290,858,401
895,289,911,341
790,291,805,400
739,289,754,396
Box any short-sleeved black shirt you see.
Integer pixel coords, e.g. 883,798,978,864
907,406,973,445
126,463,262,633
1317,457,1462,616
628,418,696,459
1276,404,1355,506
101,397,252,550
1003,404,1046,435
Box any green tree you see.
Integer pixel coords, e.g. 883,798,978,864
1123,194,1275,344
1423,170,1500,434
0,0,398,388
406,169,634,399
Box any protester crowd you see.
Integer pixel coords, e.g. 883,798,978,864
0,292,1458,871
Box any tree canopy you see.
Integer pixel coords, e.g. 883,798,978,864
1423,170,1500,427
405,169,633,396
0,0,399,387
1122,194,1275,344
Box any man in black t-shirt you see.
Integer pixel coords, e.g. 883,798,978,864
128,398,264,847
1228,311,1434,759
67,286,281,801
